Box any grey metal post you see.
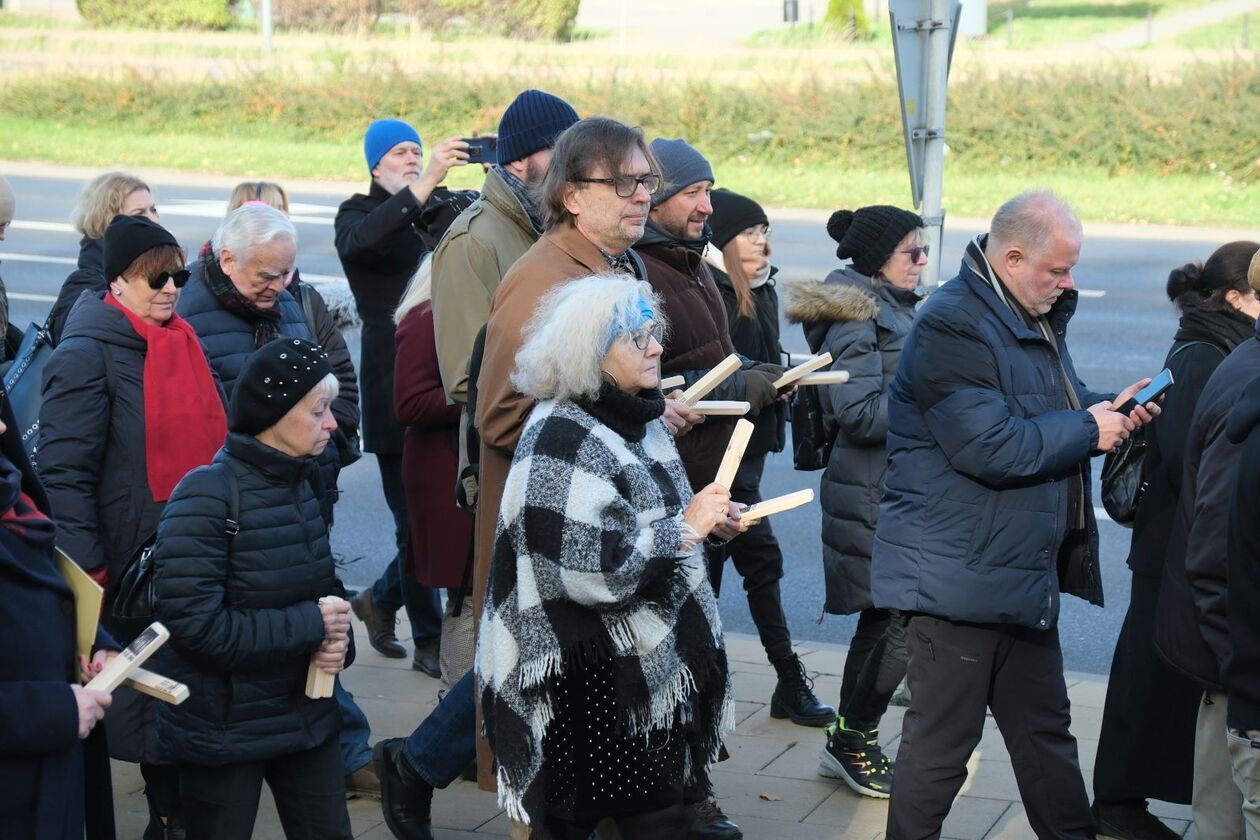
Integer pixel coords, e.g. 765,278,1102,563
261,0,273,54
1006,8,1014,46
920,0,951,288
1243,13,1250,49
1146,8,1153,46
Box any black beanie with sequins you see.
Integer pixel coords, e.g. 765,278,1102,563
229,337,333,434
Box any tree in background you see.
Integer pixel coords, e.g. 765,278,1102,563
824,0,871,39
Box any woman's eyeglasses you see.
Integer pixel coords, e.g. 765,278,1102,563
898,245,930,262
575,173,662,198
144,269,191,290
739,225,772,242
630,323,665,350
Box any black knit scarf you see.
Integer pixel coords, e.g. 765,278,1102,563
200,242,283,349
578,383,666,442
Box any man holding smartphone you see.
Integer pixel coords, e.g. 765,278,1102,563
335,120,468,674
870,191,1161,839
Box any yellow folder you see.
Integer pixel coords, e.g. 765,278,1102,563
53,548,104,660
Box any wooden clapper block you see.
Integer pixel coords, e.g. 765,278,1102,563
691,401,751,416
738,489,815,524
714,419,756,490
659,374,686,391
679,355,741,406
85,622,170,694
773,353,834,390
306,595,345,699
795,371,850,386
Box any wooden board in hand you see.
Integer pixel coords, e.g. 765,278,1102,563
737,489,815,523
772,353,834,390
692,401,751,416
85,622,170,694
679,355,741,406
795,370,850,386
714,419,755,490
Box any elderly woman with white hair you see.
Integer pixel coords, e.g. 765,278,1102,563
152,337,355,840
476,275,741,839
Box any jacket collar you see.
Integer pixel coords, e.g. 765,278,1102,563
482,168,537,239
223,432,314,485
956,236,1079,343
367,179,393,204
540,219,619,274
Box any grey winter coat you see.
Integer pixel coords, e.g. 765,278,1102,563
785,269,918,615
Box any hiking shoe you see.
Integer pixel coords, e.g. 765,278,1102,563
818,717,893,798
1093,800,1180,840
769,653,837,727
687,797,743,839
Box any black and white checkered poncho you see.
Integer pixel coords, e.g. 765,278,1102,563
475,395,733,827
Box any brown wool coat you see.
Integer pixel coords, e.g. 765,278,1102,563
638,241,738,492
472,219,637,790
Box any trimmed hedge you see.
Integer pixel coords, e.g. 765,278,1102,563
76,0,236,29
2,61,1255,182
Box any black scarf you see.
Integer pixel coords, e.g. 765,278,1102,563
200,242,283,349
578,382,666,442
640,218,711,256
494,165,545,235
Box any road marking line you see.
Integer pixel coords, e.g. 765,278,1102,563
1,252,76,265
9,292,57,303
1079,290,1107,298
11,220,75,234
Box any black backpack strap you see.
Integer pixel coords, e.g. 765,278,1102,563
220,462,240,541
626,248,649,283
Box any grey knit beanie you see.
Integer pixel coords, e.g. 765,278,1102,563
649,138,714,206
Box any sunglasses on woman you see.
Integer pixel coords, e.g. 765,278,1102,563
898,245,930,262
144,269,191,290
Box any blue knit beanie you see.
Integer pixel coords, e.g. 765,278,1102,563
649,138,714,207
364,119,422,173
496,90,580,165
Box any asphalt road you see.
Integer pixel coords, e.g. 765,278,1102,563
0,168,1233,676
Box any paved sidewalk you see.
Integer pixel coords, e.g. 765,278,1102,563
109,619,1195,839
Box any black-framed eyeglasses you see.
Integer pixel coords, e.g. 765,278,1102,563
574,173,662,198
629,323,665,351
144,269,191,290
898,245,930,262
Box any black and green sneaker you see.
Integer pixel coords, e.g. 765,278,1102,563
818,717,893,799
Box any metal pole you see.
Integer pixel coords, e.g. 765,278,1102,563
1006,8,1013,46
1145,8,1153,46
261,0,273,55
920,0,950,288
1243,13,1250,49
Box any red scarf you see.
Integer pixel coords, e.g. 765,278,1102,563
106,294,227,501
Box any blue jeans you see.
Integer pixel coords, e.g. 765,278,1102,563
335,677,373,775
369,453,441,644
402,669,475,789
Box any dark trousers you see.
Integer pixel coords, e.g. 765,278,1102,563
888,616,1093,840
706,455,794,665
178,737,352,840
839,607,909,731
369,453,441,644
546,803,689,839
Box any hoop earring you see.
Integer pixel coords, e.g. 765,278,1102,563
600,370,620,389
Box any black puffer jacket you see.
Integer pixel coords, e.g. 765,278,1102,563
712,263,785,458
1154,318,1260,690
178,261,350,521
785,269,918,615
1124,305,1251,577
152,433,346,766
39,290,225,580
49,236,107,346
1225,375,1260,729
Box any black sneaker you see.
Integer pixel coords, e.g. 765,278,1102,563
1093,800,1180,840
818,717,893,799
687,797,743,839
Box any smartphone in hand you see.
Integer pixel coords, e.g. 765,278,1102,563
1114,368,1173,416
462,136,498,165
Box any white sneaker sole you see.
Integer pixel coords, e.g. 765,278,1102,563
818,746,892,799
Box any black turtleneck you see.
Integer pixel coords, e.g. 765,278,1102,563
578,382,666,442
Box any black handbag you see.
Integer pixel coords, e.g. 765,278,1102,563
3,316,55,460
789,383,835,471
111,463,240,628
1099,430,1148,527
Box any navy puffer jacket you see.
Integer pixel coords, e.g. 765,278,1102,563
871,244,1111,630
152,433,346,766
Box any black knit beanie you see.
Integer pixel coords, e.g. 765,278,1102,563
103,214,180,282
230,338,333,435
709,188,769,251
827,205,923,278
